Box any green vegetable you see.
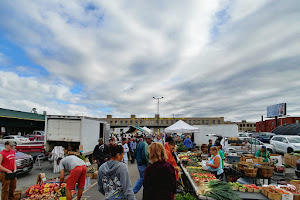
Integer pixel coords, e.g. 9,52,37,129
294,150,300,153
204,181,241,200
177,143,188,152
176,192,197,200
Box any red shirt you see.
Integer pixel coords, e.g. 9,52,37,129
0,150,15,172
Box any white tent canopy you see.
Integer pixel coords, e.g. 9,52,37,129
142,126,153,134
165,120,199,134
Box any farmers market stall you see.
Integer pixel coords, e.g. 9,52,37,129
177,152,271,200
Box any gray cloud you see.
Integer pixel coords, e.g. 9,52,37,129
0,0,299,122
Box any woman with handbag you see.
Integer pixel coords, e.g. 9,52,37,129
0,141,17,200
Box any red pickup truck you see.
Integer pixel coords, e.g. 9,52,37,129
15,143,47,161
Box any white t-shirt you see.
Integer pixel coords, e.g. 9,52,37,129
122,143,129,161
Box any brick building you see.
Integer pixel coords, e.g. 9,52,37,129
256,117,300,132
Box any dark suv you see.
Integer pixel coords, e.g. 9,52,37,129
0,144,33,174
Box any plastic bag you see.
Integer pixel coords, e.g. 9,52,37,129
201,160,208,170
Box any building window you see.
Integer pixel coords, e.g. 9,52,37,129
125,121,128,124
156,120,158,124
213,120,215,124
250,124,252,127
243,124,245,127
120,121,123,124
166,120,169,124
240,124,242,127
198,120,200,125
171,120,174,124
140,120,143,124
145,121,149,125
206,120,209,125
135,121,138,124
272,122,274,126
115,121,118,124
161,120,164,124
110,121,113,124
218,120,220,124
284,121,287,125
296,120,299,124
189,120,191,124
130,120,132,124
247,124,249,127
150,121,153,125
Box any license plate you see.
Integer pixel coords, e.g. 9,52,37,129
23,167,29,172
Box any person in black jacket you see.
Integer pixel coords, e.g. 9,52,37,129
93,138,110,169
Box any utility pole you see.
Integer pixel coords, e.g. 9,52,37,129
153,97,163,134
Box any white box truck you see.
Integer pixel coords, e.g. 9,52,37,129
45,115,109,156
193,124,239,147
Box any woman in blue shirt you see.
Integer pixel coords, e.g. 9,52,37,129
206,146,224,180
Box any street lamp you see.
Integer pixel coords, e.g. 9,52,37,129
153,97,163,134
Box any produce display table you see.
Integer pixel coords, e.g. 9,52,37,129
177,153,271,200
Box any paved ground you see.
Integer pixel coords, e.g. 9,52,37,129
75,162,143,200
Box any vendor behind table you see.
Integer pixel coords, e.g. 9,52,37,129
206,146,224,180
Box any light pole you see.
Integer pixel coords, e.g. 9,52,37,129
153,97,163,134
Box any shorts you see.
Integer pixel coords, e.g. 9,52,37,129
66,165,87,190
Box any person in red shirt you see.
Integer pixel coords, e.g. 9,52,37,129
0,141,17,200
164,140,179,180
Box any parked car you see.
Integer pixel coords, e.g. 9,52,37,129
0,135,30,145
32,130,45,135
252,132,276,143
0,144,33,174
228,138,275,154
24,135,45,142
270,135,300,153
296,159,300,178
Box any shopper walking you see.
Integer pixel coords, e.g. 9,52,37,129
143,142,177,200
56,155,87,200
129,139,137,164
0,141,17,200
93,138,110,169
132,135,152,194
119,138,129,164
98,144,136,200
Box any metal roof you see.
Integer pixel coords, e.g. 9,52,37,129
272,123,300,135
0,108,45,121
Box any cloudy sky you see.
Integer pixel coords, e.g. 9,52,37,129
0,0,299,122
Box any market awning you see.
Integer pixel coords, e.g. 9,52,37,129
125,126,148,134
272,123,300,135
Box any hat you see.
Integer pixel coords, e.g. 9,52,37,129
144,135,153,140
4,141,15,146
262,145,266,149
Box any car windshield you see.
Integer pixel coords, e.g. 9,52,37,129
288,137,300,143
249,139,261,145
16,136,26,138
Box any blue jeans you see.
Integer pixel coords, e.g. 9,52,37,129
132,165,146,194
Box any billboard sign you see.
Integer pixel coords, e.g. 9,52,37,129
267,103,286,118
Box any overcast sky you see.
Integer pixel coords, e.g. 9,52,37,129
0,0,299,122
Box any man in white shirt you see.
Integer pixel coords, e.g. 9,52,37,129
120,138,129,164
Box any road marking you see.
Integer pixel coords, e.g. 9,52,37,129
72,182,97,200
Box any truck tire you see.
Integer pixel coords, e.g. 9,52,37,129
288,148,294,153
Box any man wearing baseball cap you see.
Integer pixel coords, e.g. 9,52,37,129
255,146,271,163
0,141,17,200
132,135,152,194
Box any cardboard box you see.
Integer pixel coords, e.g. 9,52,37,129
93,171,98,179
14,190,22,200
292,155,300,167
284,154,292,166
86,173,94,179
290,180,300,191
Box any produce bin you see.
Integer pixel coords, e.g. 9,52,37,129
227,156,241,164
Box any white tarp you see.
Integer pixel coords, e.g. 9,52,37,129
142,126,153,134
165,120,199,134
